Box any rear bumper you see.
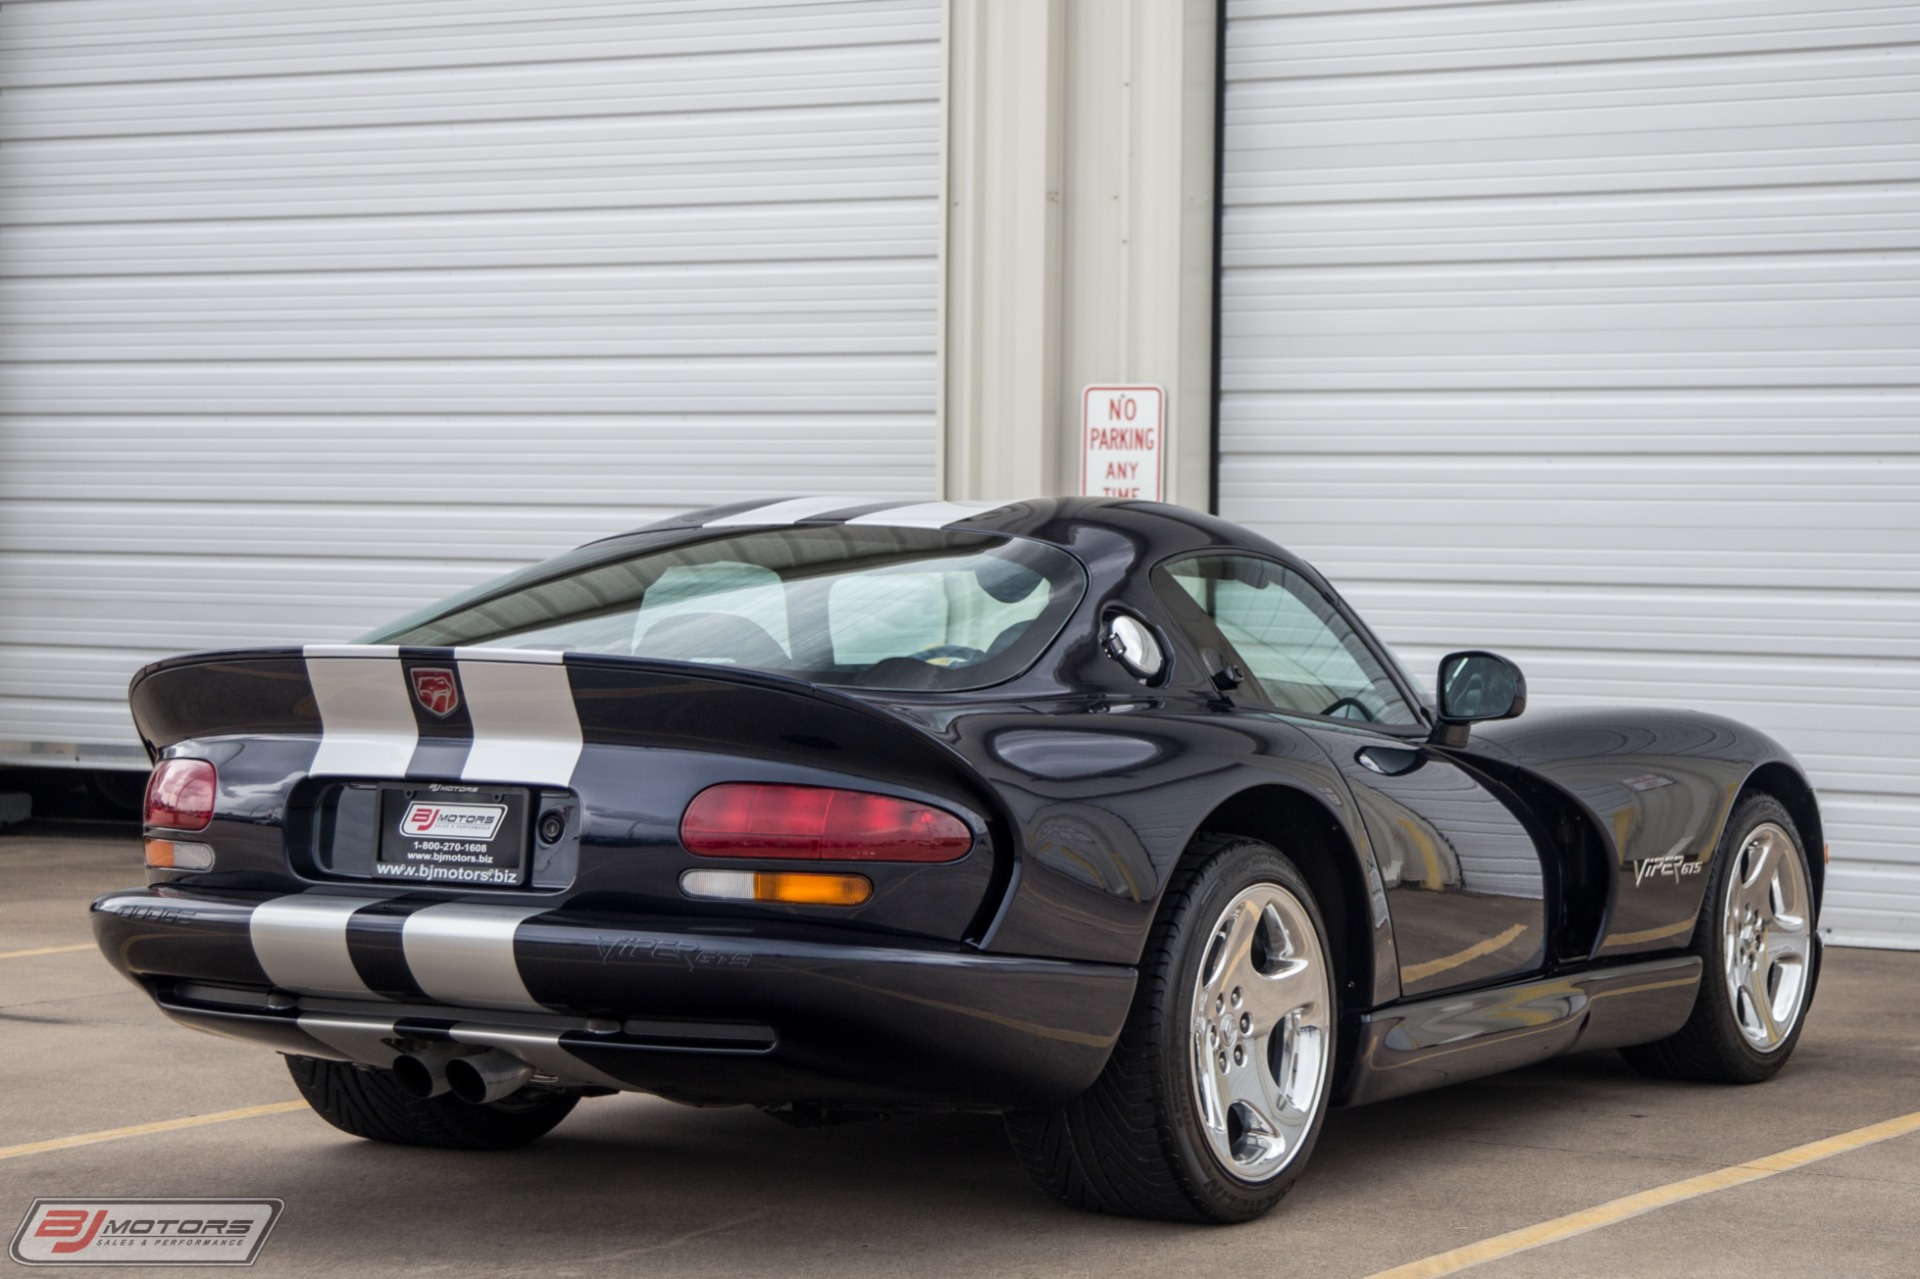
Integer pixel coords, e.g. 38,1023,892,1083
92,887,1133,1108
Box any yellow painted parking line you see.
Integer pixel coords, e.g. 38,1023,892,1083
0,943,96,960
0,1102,309,1162
1366,1109,1920,1279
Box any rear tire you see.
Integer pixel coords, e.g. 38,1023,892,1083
286,1055,579,1150
1005,835,1336,1223
1621,793,1819,1084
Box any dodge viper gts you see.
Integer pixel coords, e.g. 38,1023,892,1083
96,496,1823,1222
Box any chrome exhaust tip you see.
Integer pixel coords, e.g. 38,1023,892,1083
392,1049,457,1099
445,1050,536,1105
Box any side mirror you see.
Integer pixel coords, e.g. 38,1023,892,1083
1201,647,1244,693
1103,613,1166,683
1432,650,1526,746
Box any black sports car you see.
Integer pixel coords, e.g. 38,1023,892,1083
97,497,1823,1223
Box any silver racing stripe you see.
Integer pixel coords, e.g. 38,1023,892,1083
296,1014,402,1069
845,499,1009,529
401,903,551,1012
298,642,583,789
304,645,418,779
701,495,871,526
249,895,384,1000
456,649,583,788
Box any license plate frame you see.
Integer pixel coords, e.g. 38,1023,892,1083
374,785,530,888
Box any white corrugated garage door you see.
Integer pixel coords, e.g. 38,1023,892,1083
1217,0,1920,947
0,0,942,767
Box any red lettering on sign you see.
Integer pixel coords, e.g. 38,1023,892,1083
38,1209,107,1254
1080,385,1164,502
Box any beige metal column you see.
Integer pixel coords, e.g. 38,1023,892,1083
940,0,1218,509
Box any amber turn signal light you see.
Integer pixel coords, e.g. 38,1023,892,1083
679,869,872,906
145,838,215,871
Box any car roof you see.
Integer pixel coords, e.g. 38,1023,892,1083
637,495,1287,559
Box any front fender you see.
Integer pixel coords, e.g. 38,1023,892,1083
1471,707,1820,958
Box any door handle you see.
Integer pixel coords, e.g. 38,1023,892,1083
1356,745,1424,777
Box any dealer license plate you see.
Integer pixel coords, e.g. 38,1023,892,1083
375,785,529,887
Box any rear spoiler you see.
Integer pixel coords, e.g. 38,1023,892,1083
128,646,997,810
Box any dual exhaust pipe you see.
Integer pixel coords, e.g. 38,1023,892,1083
392,1047,536,1106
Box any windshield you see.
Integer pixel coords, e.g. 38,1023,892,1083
368,525,1087,692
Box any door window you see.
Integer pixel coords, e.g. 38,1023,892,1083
1156,555,1419,727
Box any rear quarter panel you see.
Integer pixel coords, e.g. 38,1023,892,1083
935,699,1393,995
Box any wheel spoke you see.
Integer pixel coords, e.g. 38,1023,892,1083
1206,898,1263,996
1769,931,1811,966
1192,1026,1229,1135
1742,832,1776,901
1222,1054,1287,1168
1221,1050,1268,1112
1271,1015,1326,1123
1730,965,1762,1039
1745,964,1780,1044
1241,957,1319,1027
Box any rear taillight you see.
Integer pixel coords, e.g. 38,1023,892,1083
145,759,216,832
681,783,972,863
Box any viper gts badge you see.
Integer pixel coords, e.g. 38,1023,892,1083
410,667,459,717
1634,852,1703,887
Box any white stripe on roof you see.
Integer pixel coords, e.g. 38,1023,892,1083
703,496,870,527
845,500,1008,529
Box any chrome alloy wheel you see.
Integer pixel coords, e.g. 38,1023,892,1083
1189,884,1332,1183
1722,821,1813,1052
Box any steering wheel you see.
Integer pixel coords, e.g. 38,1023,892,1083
1321,696,1377,723
906,644,988,665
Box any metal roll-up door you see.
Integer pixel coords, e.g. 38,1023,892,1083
1216,0,1920,947
0,0,942,767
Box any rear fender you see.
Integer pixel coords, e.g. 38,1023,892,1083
945,703,1382,977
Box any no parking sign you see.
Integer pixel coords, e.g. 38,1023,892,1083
1080,385,1164,501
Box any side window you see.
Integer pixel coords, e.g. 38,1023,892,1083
1155,555,1419,727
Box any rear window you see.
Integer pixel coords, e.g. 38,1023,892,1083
368,525,1087,692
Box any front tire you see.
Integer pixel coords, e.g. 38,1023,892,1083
286,1055,579,1150
1621,793,1819,1084
1006,836,1336,1223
